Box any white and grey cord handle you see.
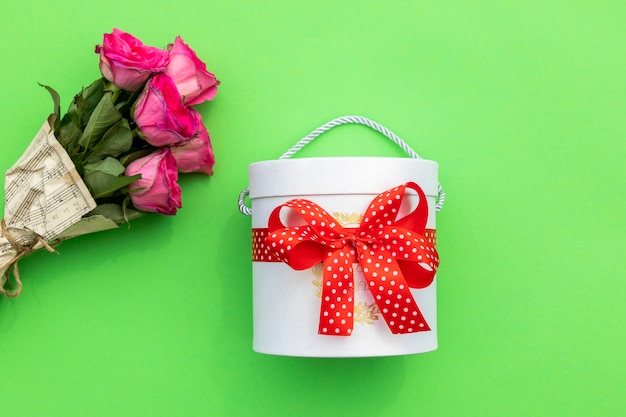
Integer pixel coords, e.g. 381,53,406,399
238,115,445,215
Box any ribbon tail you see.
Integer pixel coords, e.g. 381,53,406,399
358,244,430,334
318,249,355,336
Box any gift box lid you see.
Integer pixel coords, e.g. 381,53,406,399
248,157,439,199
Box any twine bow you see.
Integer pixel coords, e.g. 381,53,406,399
266,182,439,336
0,219,56,298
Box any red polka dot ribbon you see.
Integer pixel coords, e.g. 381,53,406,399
265,182,439,336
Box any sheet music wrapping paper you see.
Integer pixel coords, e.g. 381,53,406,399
0,117,118,279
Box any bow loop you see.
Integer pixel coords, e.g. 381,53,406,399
268,199,347,242
358,182,429,235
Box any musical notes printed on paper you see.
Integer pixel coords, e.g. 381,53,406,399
1,117,97,273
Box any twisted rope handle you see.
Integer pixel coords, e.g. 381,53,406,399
238,115,445,215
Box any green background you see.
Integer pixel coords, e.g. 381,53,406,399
1,1,624,416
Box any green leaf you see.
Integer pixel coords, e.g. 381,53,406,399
116,86,143,120
83,157,140,198
56,113,83,149
78,91,122,150
84,156,126,176
88,203,143,225
76,78,106,127
84,171,141,199
38,83,61,125
56,79,106,150
70,153,84,177
85,119,133,163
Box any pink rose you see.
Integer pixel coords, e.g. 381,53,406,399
169,110,215,175
165,36,219,105
95,28,170,91
125,148,182,215
134,73,197,147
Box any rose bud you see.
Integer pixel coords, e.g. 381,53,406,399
95,28,170,91
169,110,215,175
134,73,197,147
125,148,182,215
165,36,219,106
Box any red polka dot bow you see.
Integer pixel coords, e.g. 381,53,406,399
266,182,439,336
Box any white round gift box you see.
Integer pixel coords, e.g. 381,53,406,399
247,156,440,357
239,116,445,357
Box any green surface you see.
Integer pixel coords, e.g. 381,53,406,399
1,1,625,416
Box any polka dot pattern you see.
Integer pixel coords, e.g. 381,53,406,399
356,242,430,333
262,182,439,336
252,228,437,261
252,229,280,262
318,250,355,335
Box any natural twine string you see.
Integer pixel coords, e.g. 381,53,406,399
0,219,56,298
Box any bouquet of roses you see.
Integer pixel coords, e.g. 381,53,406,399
0,28,220,297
